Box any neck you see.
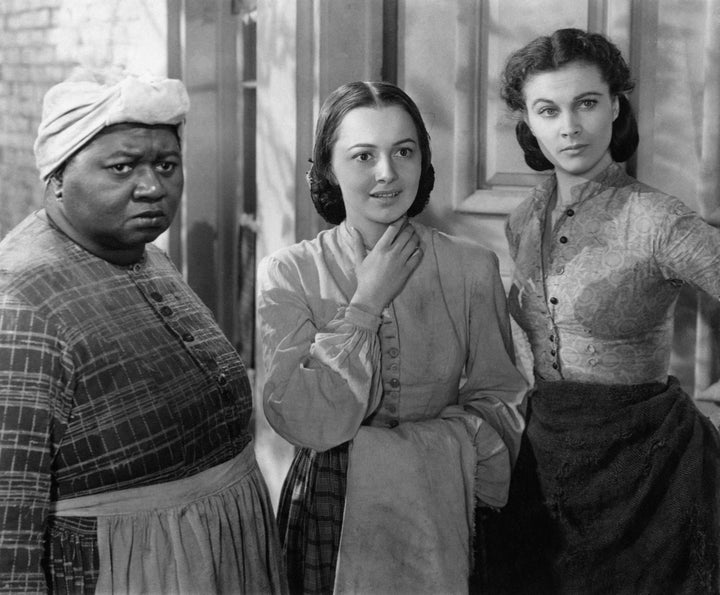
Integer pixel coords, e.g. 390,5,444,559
345,216,407,249
554,152,613,208
44,200,144,266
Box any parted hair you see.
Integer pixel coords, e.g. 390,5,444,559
501,28,639,171
307,81,435,224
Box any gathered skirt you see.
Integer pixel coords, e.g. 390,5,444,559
47,448,286,594
484,376,720,595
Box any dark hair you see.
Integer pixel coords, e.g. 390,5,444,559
307,81,435,224
501,28,639,171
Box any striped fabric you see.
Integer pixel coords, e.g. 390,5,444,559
0,212,254,592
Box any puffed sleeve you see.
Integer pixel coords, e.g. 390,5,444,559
257,253,384,451
0,293,66,592
434,237,528,507
651,192,720,299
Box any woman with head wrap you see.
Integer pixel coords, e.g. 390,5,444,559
0,68,286,594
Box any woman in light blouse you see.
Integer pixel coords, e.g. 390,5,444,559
486,27,720,595
257,81,527,594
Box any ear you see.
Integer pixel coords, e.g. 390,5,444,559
49,173,63,199
612,95,620,122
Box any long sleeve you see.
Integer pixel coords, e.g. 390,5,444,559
257,252,384,451
0,293,65,593
652,192,720,299
433,236,527,507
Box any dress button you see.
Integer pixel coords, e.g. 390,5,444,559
552,363,559,369
566,208,575,216
549,335,554,342
588,358,598,366
550,350,556,356
150,291,163,302
555,266,564,275
388,348,399,358
160,305,173,316
389,378,400,388
390,363,399,371
182,332,195,342
217,373,228,386
586,344,596,354
549,297,558,305
132,263,143,273
559,236,568,244
388,420,399,428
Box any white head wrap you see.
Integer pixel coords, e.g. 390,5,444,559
34,67,190,180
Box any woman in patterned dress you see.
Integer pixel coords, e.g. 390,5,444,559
485,27,720,595
0,68,285,594
257,81,528,594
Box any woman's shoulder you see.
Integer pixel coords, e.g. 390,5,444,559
617,176,694,217
258,227,339,283
424,225,500,271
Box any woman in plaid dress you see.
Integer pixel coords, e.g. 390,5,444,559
0,68,285,594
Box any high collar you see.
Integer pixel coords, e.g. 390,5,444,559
530,162,632,217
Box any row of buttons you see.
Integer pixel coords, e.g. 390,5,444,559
149,290,195,342
544,208,574,374
381,309,400,428
131,264,233,403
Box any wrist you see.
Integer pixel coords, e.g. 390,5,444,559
349,296,384,317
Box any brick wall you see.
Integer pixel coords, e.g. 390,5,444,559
0,0,167,239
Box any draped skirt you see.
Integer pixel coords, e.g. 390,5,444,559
484,376,720,595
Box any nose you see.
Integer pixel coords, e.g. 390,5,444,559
132,166,164,200
560,112,581,138
375,155,398,184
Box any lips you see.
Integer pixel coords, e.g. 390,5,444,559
370,190,401,199
561,144,588,153
133,210,167,226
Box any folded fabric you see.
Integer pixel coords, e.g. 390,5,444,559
333,418,476,594
34,67,190,180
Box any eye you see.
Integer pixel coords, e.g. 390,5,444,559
156,161,179,174
109,163,133,174
578,99,598,109
353,152,372,162
537,106,558,117
396,147,414,158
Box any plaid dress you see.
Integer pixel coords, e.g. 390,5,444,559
0,212,280,593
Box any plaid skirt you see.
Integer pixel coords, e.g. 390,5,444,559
277,442,349,595
483,376,720,595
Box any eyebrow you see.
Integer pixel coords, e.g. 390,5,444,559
104,148,182,159
531,91,604,108
345,138,418,151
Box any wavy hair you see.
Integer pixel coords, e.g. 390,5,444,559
501,28,639,171
307,81,435,224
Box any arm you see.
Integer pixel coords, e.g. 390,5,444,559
438,247,528,507
653,193,720,298
0,294,62,593
257,222,423,452
257,255,384,451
